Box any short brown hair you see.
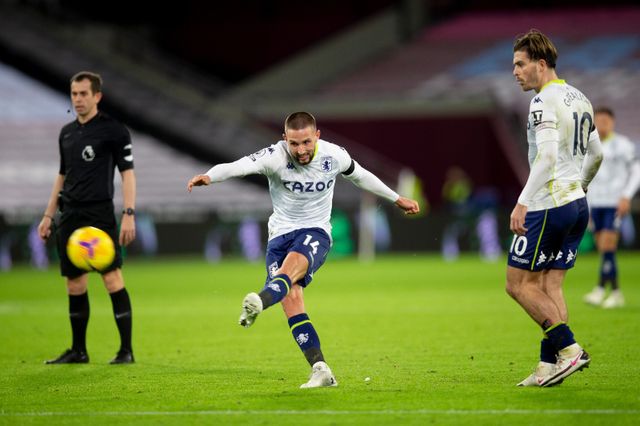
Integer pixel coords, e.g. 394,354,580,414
284,111,316,131
70,71,103,94
513,29,558,69
594,106,615,118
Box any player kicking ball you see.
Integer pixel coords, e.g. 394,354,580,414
188,112,419,388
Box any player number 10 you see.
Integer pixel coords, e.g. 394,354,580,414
510,235,528,256
572,111,593,156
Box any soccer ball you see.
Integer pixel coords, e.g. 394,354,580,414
66,226,115,272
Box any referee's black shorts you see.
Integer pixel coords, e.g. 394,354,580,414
55,200,123,279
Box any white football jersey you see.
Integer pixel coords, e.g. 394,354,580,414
587,133,638,207
525,80,595,211
229,139,352,240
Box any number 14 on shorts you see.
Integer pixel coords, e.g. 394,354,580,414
303,234,319,255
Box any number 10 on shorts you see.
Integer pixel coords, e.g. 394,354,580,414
510,235,528,256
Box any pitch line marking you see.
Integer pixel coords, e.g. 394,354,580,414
2,409,639,417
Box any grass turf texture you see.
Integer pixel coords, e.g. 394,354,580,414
1,253,639,425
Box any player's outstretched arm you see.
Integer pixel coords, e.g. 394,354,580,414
187,174,212,192
395,196,420,215
343,160,399,200
343,160,420,214
189,153,271,193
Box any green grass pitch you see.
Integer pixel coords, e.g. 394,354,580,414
1,253,639,425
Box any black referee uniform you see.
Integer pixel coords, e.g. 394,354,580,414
47,111,135,365
56,112,133,278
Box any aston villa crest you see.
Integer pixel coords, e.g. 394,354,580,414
321,156,333,172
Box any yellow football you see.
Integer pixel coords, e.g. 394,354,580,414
66,226,115,272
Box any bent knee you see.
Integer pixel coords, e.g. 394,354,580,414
281,286,304,315
282,289,302,306
505,274,528,300
505,266,533,299
505,281,519,299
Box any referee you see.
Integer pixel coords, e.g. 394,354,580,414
38,71,136,364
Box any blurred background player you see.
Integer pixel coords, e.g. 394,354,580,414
441,166,472,260
506,30,603,387
441,166,501,261
583,107,640,308
188,112,419,388
38,71,137,364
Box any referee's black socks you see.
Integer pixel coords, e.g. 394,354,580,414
110,288,133,352
69,292,90,353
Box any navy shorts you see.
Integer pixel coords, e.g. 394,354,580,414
56,200,122,279
265,228,331,287
508,197,589,271
590,207,620,232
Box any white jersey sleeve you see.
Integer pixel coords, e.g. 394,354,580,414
517,129,559,206
205,145,279,182
328,145,399,201
330,141,355,173
343,160,399,202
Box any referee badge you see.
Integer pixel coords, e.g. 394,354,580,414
82,145,95,162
